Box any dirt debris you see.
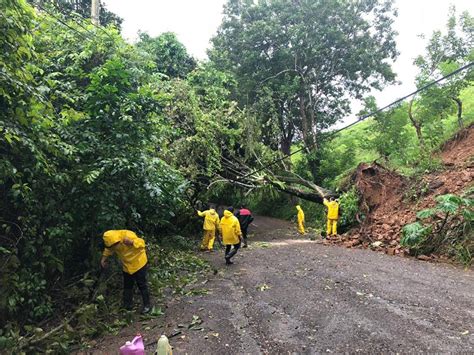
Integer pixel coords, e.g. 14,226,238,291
332,124,474,261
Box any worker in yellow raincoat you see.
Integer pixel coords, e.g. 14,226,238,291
323,197,340,237
101,230,151,313
219,206,242,265
197,205,220,252
296,205,306,235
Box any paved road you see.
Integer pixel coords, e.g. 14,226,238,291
160,216,473,354
91,216,474,354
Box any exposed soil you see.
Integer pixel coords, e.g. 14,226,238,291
87,217,473,354
334,124,474,259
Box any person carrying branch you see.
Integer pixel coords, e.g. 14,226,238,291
296,205,306,235
219,206,242,265
197,205,220,252
323,197,340,237
101,230,151,314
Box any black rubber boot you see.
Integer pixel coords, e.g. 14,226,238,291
139,287,151,312
123,289,133,310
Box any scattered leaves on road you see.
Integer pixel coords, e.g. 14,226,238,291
188,315,203,330
256,283,271,291
252,242,271,249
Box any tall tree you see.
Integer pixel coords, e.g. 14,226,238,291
211,0,398,178
136,32,197,79
411,6,474,141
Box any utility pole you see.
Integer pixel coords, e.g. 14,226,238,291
91,0,100,26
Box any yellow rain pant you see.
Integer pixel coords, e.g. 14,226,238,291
200,230,216,250
327,219,338,236
297,220,305,235
296,205,305,235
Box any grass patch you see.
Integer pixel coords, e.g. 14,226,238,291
4,242,210,353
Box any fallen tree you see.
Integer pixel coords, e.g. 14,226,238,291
265,174,335,204
212,154,336,204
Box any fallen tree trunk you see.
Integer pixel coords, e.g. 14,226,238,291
273,175,335,200
215,152,336,204
215,171,335,204
266,177,331,203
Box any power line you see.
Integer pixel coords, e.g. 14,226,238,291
34,3,117,45
237,60,474,180
331,61,474,134
68,10,117,43
34,3,96,43
66,11,101,38
26,2,474,185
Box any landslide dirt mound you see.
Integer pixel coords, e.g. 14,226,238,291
440,124,474,166
352,162,406,215
329,124,474,261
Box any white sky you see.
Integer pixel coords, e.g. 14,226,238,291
103,0,473,116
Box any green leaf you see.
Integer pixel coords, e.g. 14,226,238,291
461,197,474,208
416,208,436,219
83,170,101,184
401,222,431,247
435,194,462,214
462,209,474,221
4,133,13,144
0,246,12,255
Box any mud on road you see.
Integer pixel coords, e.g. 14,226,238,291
91,216,473,354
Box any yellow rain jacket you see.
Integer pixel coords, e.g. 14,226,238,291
296,205,305,223
197,209,220,230
219,210,242,245
323,199,339,219
102,230,147,274
296,205,305,234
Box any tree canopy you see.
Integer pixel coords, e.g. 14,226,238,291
136,32,197,79
210,0,398,178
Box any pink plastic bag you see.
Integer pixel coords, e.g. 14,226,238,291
119,334,145,355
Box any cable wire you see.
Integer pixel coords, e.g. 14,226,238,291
28,2,474,185
68,10,117,42
238,60,474,180
34,2,96,43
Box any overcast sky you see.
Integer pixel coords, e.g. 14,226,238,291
103,0,473,118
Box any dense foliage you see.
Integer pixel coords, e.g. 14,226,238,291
0,0,239,347
27,0,122,28
401,193,473,266
211,0,398,178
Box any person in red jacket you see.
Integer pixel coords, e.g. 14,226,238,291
235,205,254,248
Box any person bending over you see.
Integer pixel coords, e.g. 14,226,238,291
101,230,151,313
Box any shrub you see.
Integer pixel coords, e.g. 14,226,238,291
401,193,473,266
338,187,361,232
